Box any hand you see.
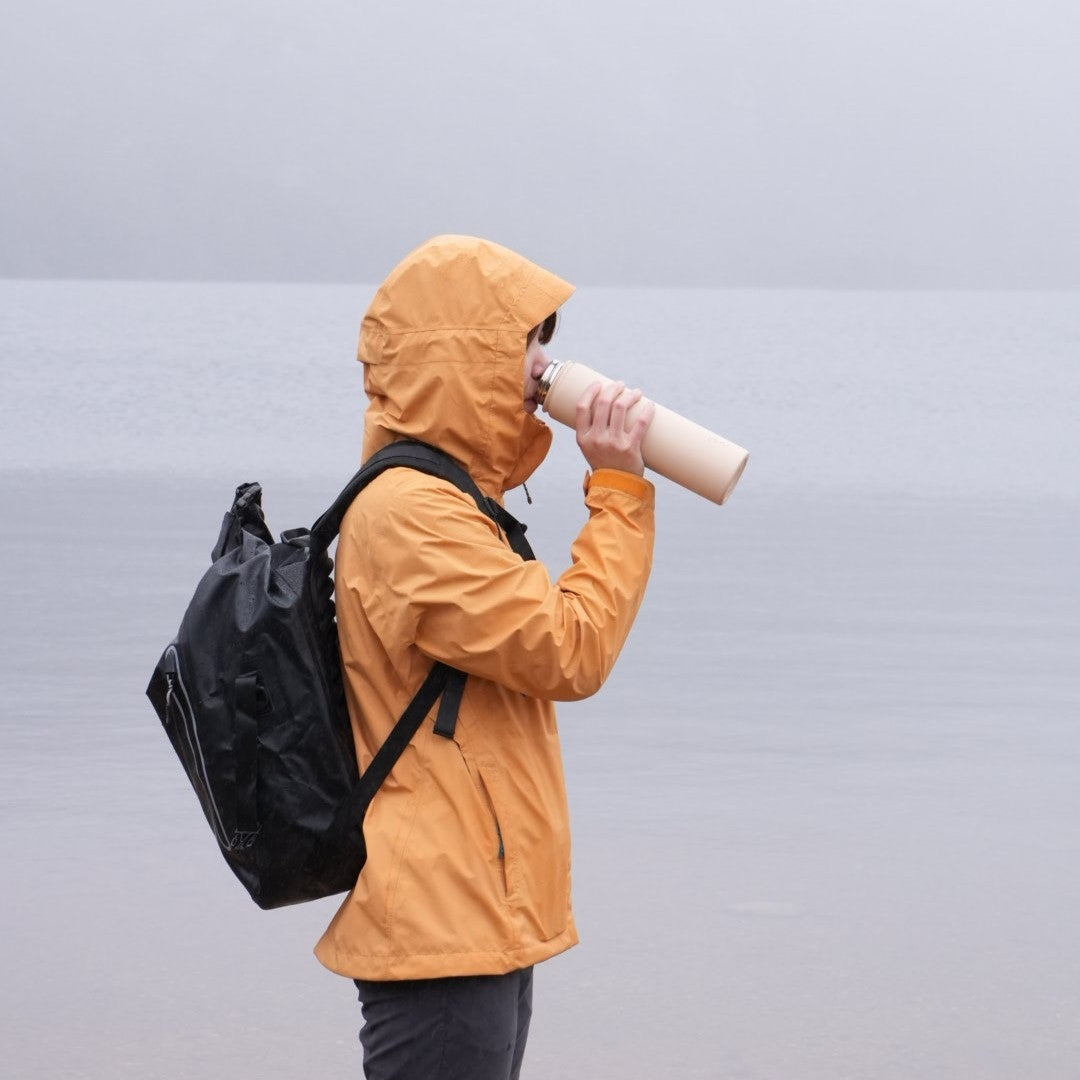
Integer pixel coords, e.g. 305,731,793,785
575,380,655,476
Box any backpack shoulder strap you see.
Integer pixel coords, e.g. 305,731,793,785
311,439,500,747
304,441,515,868
309,439,491,555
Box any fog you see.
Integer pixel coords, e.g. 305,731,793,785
2,0,1078,286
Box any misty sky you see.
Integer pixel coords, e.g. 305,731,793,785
2,0,1078,287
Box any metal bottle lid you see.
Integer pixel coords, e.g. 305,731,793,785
535,360,564,408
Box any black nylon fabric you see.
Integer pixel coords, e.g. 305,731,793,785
146,441,515,909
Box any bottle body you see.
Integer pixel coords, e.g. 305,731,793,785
537,360,749,505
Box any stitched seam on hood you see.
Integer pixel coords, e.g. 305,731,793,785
370,325,515,339
499,263,540,332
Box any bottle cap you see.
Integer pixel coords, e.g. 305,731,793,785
536,360,564,408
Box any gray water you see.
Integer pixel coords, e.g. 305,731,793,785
1,281,1078,1078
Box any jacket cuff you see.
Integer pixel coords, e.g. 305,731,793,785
582,468,655,502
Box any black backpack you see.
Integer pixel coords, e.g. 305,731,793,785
146,440,534,909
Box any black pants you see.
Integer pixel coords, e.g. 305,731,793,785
354,967,534,1080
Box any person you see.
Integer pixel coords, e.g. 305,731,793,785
315,235,656,1080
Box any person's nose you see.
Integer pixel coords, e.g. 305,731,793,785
531,345,549,379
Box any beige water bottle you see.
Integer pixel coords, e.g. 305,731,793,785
537,360,749,505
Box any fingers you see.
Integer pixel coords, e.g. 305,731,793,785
575,379,651,476
575,380,605,432
628,397,655,445
576,380,640,435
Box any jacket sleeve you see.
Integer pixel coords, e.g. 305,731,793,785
347,467,655,702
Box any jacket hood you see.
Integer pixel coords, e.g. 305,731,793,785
358,235,575,496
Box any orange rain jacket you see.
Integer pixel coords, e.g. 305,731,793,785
314,236,655,980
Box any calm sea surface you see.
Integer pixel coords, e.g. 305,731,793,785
1,281,1077,1078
